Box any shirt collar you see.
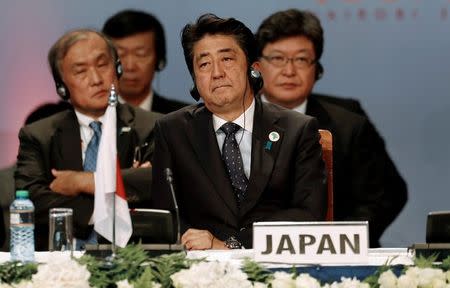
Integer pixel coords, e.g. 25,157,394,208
118,90,154,111
74,109,106,128
260,94,308,114
213,97,255,133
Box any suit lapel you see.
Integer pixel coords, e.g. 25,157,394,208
186,106,239,217
240,99,283,216
53,110,83,171
306,96,332,130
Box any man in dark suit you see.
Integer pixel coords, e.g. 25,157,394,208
103,10,188,113
15,29,161,250
151,14,327,250
254,9,407,247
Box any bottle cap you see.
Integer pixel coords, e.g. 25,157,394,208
16,190,29,198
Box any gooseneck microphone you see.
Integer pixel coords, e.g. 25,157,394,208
164,168,181,244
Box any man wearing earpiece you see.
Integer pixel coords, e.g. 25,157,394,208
151,14,327,250
254,9,407,247
15,29,161,250
102,10,188,113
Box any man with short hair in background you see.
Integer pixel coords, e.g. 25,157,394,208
254,9,407,247
103,10,188,113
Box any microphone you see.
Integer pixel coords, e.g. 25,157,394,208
165,168,181,244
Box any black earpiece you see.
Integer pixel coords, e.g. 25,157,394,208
157,59,166,71
249,67,263,95
190,84,201,101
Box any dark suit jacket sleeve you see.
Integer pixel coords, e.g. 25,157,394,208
238,117,327,246
15,127,93,240
119,107,160,208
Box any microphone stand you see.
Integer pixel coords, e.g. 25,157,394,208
165,168,181,244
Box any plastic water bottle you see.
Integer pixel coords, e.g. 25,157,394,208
10,190,35,262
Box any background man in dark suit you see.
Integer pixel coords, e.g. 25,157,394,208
103,10,188,113
254,9,407,247
15,29,161,250
1,101,72,251
151,14,327,250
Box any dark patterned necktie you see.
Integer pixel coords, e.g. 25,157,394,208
220,122,248,205
83,121,102,172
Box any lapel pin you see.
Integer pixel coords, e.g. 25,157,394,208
268,131,280,142
264,141,273,151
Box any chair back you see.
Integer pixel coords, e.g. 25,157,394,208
319,129,333,221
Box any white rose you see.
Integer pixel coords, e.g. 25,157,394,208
416,267,446,286
171,261,252,288
270,271,296,288
338,277,370,288
30,253,90,288
397,274,418,288
116,279,133,288
294,273,321,288
378,269,397,288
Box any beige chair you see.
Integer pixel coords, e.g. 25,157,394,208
319,129,333,221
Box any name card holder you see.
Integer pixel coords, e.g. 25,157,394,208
253,221,369,264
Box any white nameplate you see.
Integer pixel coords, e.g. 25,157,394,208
253,221,369,264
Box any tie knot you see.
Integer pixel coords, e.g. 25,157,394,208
220,122,240,136
89,121,102,135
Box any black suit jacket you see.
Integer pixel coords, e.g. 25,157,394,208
151,98,327,248
15,103,161,250
152,92,189,114
307,95,407,247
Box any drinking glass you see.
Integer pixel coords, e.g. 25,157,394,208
48,208,73,254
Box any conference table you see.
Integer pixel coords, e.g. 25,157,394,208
0,248,414,283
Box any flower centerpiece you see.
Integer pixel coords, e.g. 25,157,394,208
1,245,450,288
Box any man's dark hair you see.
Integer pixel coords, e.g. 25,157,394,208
181,13,257,77
102,10,167,70
255,9,324,61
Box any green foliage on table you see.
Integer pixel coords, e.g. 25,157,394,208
147,252,201,288
414,253,438,268
241,257,274,284
133,267,156,288
77,245,201,288
78,244,151,288
0,261,38,284
440,255,450,270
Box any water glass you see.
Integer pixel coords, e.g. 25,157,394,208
48,208,73,253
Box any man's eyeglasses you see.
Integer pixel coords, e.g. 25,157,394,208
261,55,316,69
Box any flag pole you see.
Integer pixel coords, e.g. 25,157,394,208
109,85,118,258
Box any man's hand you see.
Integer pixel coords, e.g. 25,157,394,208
181,228,228,250
132,161,152,168
50,169,94,196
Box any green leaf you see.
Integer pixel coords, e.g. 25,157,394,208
241,258,274,284
0,261,38,284
133,267,155,288
440,255,450,271
414,253,438,268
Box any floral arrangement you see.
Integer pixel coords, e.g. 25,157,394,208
1,245,450,288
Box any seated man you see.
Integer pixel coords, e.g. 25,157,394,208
151,14,327,250
15,29,161,250
103,10,188,113
254,9,407,247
